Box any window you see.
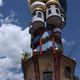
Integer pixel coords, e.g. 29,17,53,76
48,5,51,9
37,12,42,18
43,72,53,80
32,11,36,16
56,9,59,14
65,67,71,79
55,5,59,8
48,9,52,15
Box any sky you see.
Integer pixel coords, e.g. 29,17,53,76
0,0,80,80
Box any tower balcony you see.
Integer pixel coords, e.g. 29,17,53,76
53,28,61,39
29,10,45,34
46,1,62,27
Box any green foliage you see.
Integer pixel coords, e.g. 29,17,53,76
22,51,31,61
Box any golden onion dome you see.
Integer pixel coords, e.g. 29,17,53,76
33,7,45,11
28,0,44,6
28,0,60,5
46,0,61,9
42,0,59,3
30,1,46,14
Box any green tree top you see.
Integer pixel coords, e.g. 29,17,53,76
21,51,31,61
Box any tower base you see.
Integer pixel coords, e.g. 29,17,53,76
22,53,76,80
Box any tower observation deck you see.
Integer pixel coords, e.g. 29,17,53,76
21,0,76,80
28,0,67,55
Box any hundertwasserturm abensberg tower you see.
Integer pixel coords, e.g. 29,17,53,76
22,0,76,80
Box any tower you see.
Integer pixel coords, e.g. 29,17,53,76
22,0,76,80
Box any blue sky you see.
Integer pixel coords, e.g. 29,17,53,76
0,0,80,79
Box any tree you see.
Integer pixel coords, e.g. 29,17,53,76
21,51,31,61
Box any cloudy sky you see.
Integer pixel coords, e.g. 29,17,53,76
0,0,80,80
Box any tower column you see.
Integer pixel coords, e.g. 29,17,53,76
53,53,62,80
52,31,55,54
40,31,42,56
53,28,63,80
33,51,40,80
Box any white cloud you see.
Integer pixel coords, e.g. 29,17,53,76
67,41,75,46
0,57,24,80
0,23,31,79
0,11,18,24
0,23,31,63
0,0,4,6
0,9,31,79
0,13,3,18
62,38,75,46
62,38,66,44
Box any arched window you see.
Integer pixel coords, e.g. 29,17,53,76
48,5,51,9
65,67,71,79
43,72,53,80
55,5,59,8
56,9,59,14
37,12,42,18
48,9,52,15
32,11,36,16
